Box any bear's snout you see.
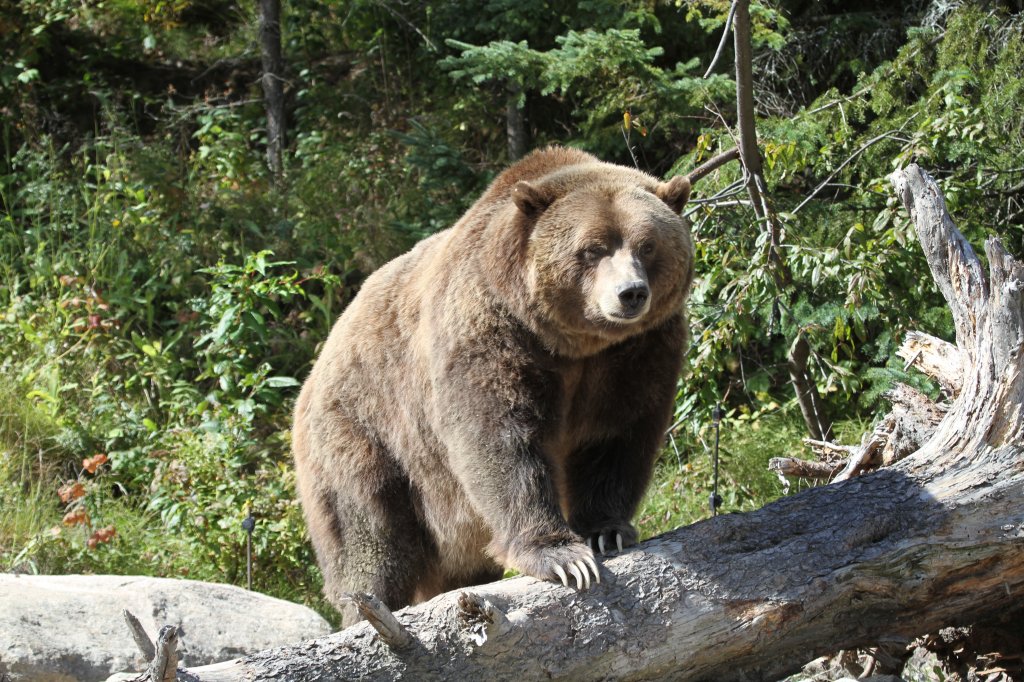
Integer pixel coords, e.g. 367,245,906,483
594,248,651,324
616,281,650,315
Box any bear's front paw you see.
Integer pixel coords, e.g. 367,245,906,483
585,523,638,556
507,537,600,589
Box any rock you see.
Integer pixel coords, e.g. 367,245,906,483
0,574,333,682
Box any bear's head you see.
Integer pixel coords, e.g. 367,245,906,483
505,167,693,358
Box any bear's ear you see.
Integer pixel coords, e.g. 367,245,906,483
512,181,553,218
655,175,692,214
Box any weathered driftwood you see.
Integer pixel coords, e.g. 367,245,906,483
122,610,179,682
165,165,1024,681
123,609,157,664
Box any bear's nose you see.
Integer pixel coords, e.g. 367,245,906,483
616,281,650,312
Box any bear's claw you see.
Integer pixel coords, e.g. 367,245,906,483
508,536,602,590
569,562,584,589
552,557,600,588
553,564,569,587
589,526,636,556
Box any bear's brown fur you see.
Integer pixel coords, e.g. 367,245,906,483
292,146,694,623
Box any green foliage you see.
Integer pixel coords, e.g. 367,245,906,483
191,251,306,421
444,39,547,101
683,0,791,51
672,3,1022,451
443,22,732,162
0,110,339,610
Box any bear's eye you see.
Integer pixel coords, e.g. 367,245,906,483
580,245,607,263
637,241,656,258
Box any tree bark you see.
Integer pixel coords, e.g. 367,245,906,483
161,165,1024,681
259,0,285,179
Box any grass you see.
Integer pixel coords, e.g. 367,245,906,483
0,376,65,572
638,405,875,540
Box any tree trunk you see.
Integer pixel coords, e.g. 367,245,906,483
506,82,529,162
158,165,1024,680
731,0,832,441
259,0,285,179
732,0,764,213
787,335,832,442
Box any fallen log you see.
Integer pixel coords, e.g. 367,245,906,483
165,164,1024,681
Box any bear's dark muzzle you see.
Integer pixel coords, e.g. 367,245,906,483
616,281,650,314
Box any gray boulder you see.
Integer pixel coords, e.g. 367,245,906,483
0,574,333,682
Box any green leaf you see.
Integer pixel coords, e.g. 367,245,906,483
265,376,300,388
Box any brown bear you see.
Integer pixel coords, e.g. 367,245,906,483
292,146,694,624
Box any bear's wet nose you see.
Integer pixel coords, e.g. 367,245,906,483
616,281,650,311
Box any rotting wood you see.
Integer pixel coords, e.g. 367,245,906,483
768,454,842,482
457,592,513,646
897,331,965,398
878,383,946,467
781,378,947,484
151,165,1024,681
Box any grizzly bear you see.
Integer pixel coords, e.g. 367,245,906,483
292,146,694,624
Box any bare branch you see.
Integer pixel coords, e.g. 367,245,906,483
803,438,860,462
768,456,842,480
684,147,740,185
791,128,912,215
703,0,739,78
123,609,156,664
342,593,414,650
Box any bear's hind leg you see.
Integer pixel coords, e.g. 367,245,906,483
303,479,433,627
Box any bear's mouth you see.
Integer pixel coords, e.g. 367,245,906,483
603,309,647,324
